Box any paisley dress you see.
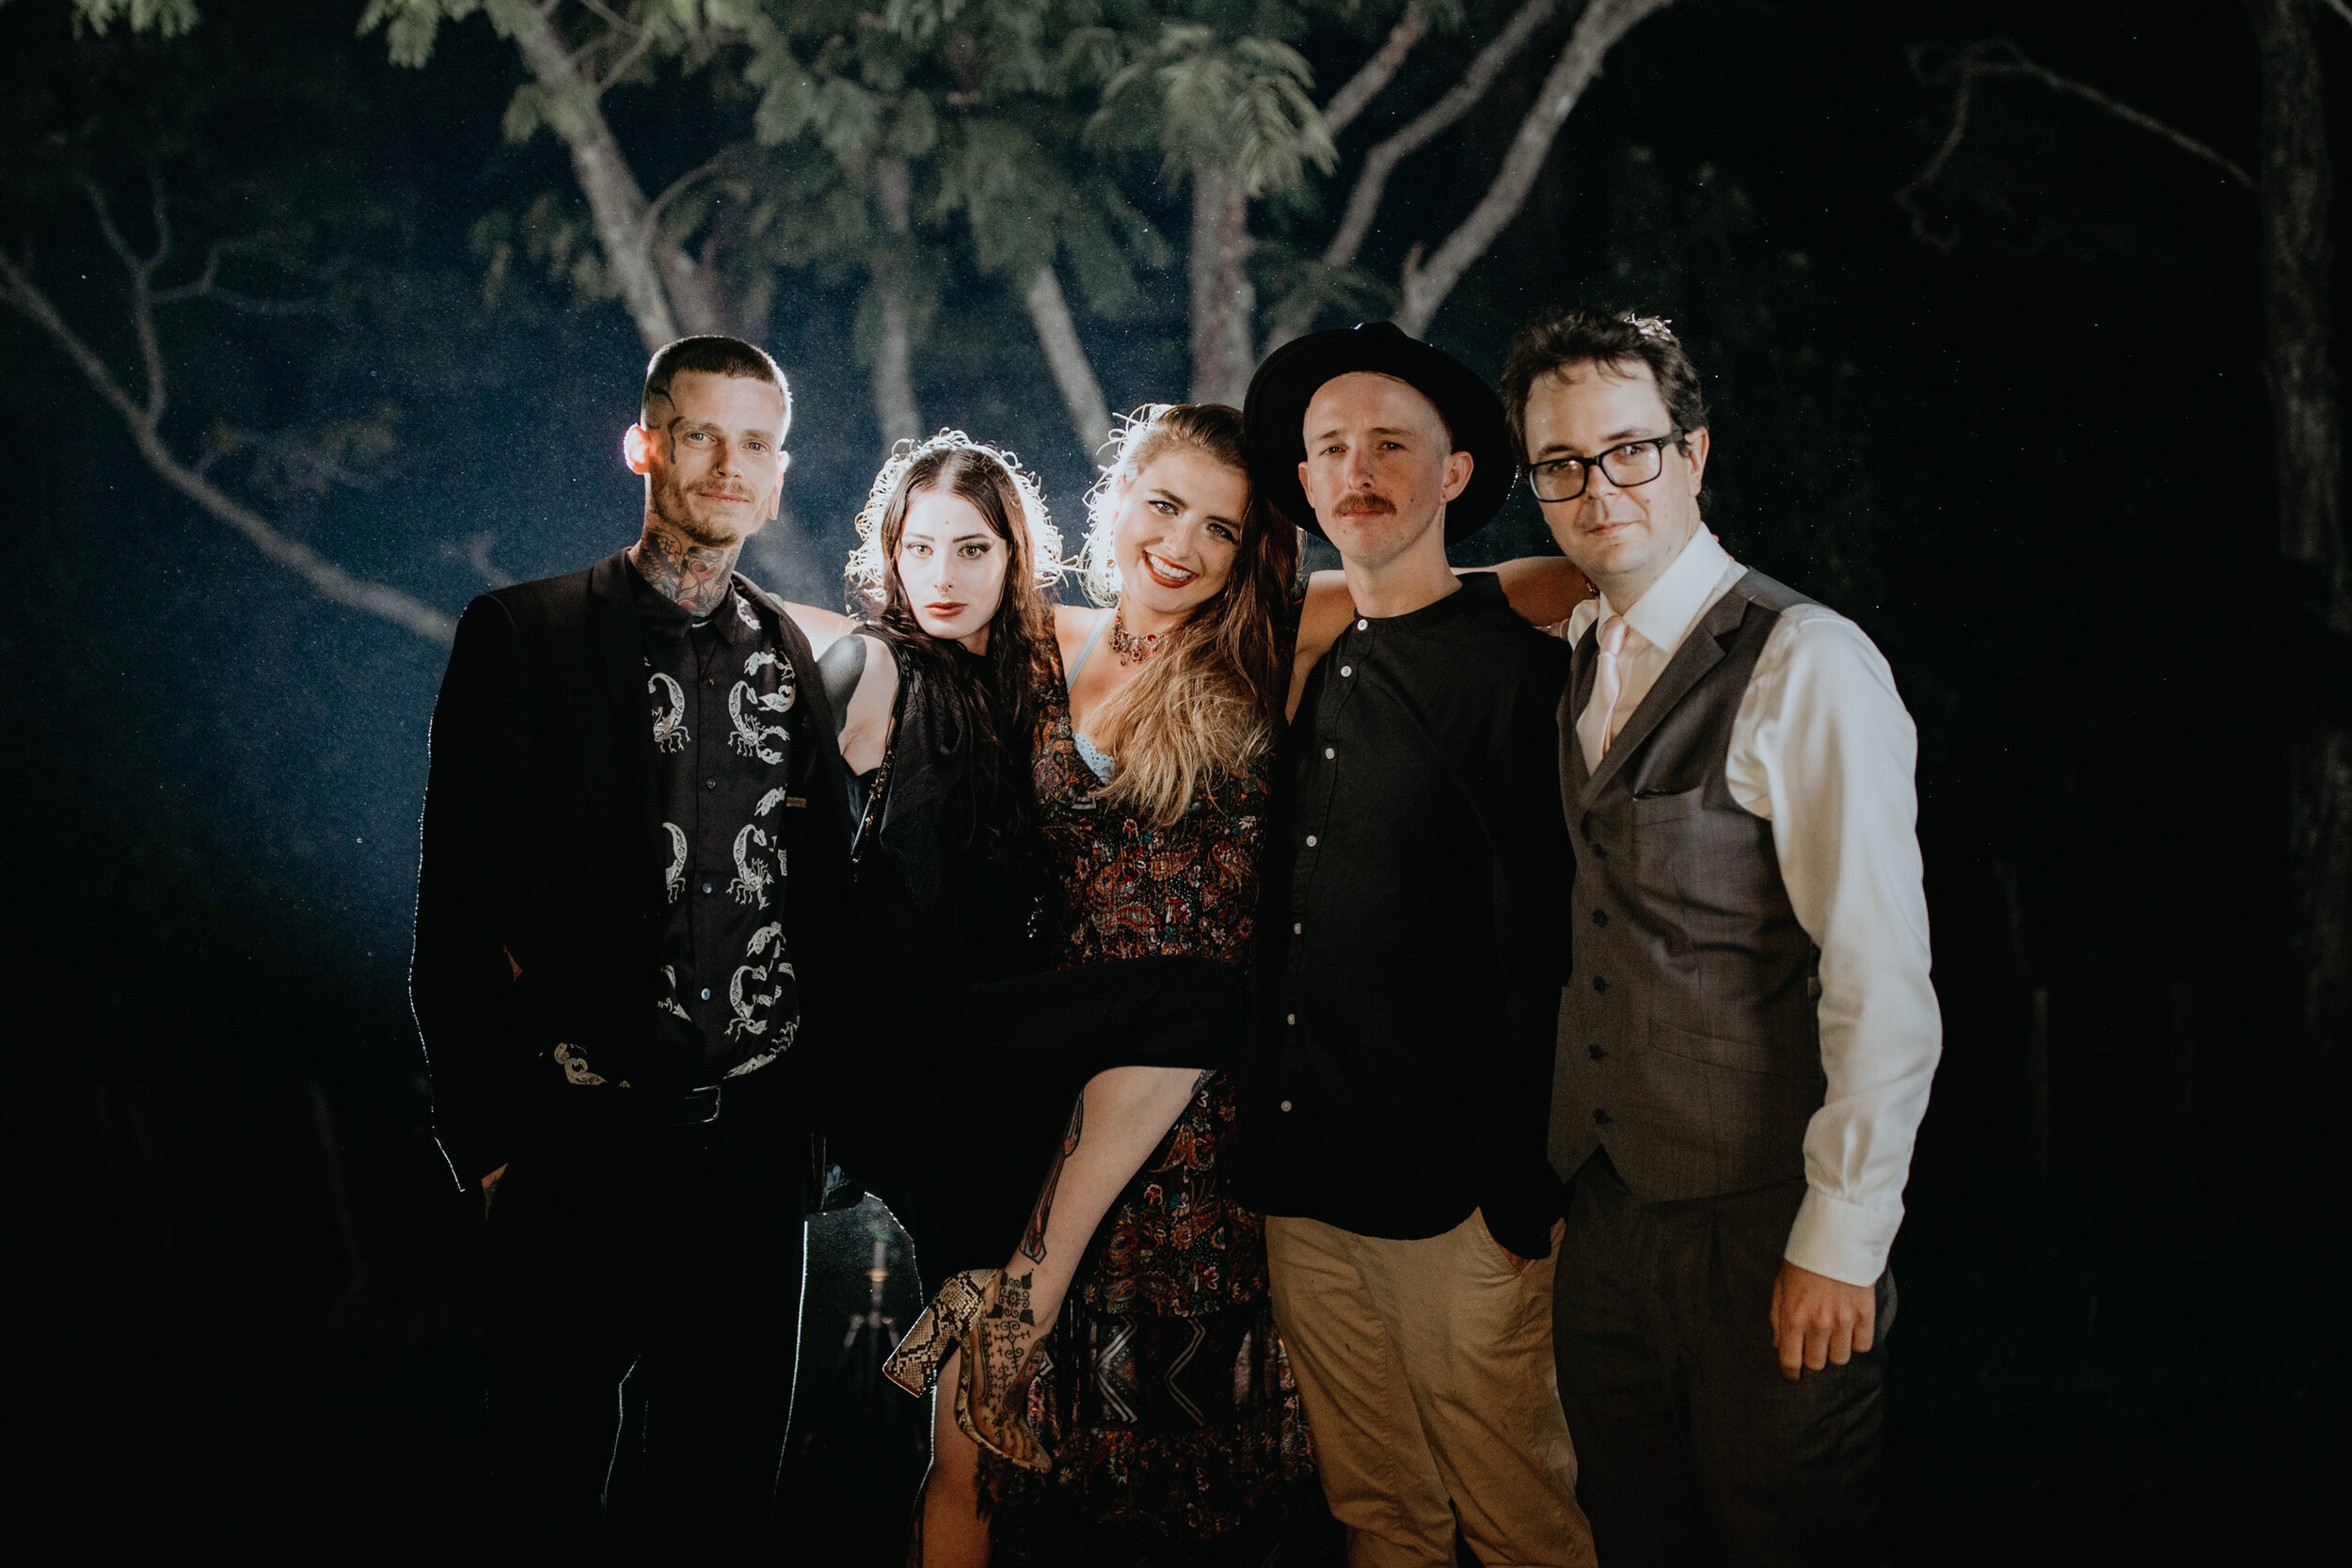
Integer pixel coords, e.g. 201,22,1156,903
977,636,1324,1563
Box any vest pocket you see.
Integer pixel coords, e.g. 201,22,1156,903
1629,784,1706,824
1648,1017,1801,1078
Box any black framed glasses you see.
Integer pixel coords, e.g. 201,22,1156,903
1527,431,1686,502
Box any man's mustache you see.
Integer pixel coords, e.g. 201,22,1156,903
1335,490,1395,516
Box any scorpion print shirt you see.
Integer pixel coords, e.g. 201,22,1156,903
631,568,803,1084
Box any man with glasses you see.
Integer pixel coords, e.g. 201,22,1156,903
1501,309,1939,1565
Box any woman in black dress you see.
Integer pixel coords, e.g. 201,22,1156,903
786,433,1232,1567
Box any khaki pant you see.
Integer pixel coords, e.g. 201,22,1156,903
1265,1211,1596,1568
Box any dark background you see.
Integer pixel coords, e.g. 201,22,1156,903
6,0,2344,1557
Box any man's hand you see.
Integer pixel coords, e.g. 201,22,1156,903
1770,1259,1875,1381
482,1163,508,1219
1496,1240,1534,1275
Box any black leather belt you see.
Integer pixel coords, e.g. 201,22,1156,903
674,1083,725,1126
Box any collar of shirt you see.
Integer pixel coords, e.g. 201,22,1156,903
1562,527,1739,662
1343,571,1504,639
628,566,758,650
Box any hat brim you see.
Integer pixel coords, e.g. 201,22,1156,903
1242,322,1518,545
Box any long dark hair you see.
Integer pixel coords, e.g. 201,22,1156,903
849,432,1061,850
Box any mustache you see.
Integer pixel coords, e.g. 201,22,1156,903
1334,490,1395,516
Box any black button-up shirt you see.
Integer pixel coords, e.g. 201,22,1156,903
632,571,803,1083
1248,573,1574,1258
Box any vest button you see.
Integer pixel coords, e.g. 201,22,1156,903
1592,843,1609,861
1591,908,1609,927
1588,1045,1607,1061
1593,1108,1613,1126
1592,975,1609,993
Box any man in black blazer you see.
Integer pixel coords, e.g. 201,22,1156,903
412,335,853,1547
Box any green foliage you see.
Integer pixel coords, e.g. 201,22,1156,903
56,0,200,38
1091,22,1335,196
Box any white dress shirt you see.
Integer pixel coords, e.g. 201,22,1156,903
1554,528,1940,1287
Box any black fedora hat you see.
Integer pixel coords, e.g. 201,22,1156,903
1242,321,1517,544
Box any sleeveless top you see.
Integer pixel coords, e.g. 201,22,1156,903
981,611,1312,1555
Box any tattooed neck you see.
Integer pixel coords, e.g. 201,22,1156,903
629,520,741,616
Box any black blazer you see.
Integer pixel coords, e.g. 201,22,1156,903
410,551,853,1186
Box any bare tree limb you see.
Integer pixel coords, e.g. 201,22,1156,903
1321,9,1425,138
1899,38,2250,251
1024,264,1112,460
0,246,456,645
1266,0,1557,350
509,6,682,350
1191,165,1256,404
1397,0,1676,336
870,155,922,444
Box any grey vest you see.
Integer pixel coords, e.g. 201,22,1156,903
1549,569,1827,1201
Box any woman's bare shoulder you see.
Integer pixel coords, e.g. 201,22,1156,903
1053,602,1111,668
779,598,859,657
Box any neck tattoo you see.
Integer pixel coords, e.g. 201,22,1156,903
1108,610,1163,666
630,522,741,617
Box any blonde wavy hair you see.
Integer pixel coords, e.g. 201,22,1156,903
1073,404,1299,826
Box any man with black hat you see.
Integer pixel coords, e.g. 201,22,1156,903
1242,323,1597,1566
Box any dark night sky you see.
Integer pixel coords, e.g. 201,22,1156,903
6,0,2344,1554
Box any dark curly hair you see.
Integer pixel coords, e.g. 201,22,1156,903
1499,309,1711,463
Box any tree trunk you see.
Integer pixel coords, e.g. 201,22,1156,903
1395,0,1676,338
511,10,686,353
1189,165,1256,405
2251,0,2349,1057
1025,265,1114,461
870,155,923,447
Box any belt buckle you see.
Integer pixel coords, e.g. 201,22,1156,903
675,1084,723,1126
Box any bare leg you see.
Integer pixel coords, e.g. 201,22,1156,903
955,1066,1212,1467
914,1354,988,1568
1011,1065,1211,1331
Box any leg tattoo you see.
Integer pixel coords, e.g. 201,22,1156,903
1021,1093,1085,1265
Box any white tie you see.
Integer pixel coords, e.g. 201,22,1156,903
1581,614,1630,768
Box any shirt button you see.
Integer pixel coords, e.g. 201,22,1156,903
704,778,718,790
1594,1108,1613,1126
704,676,715,687
1293,922,1303,935
1593,975,1610,993
699,987,711,1001
1286,1013,1296,1025
703,883,714,895
1280,1100,1294,1113
1339,665,1352,677
1592,908,1609,927
1305,834,1318,847
1324,747,1335,760
1356,619,1368,631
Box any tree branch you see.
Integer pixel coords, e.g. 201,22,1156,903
1899,38,2251,253
1025,264,1112,460
509,4,681,350
1321,9,1424,137
1267,0,1557,350
1396,0,1677,337
0,247,456,645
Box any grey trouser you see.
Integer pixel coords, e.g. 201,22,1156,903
1266,1211,1597,1568
1552,1154,1893,1568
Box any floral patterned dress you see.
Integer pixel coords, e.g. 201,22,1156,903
976,657,1325,1564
